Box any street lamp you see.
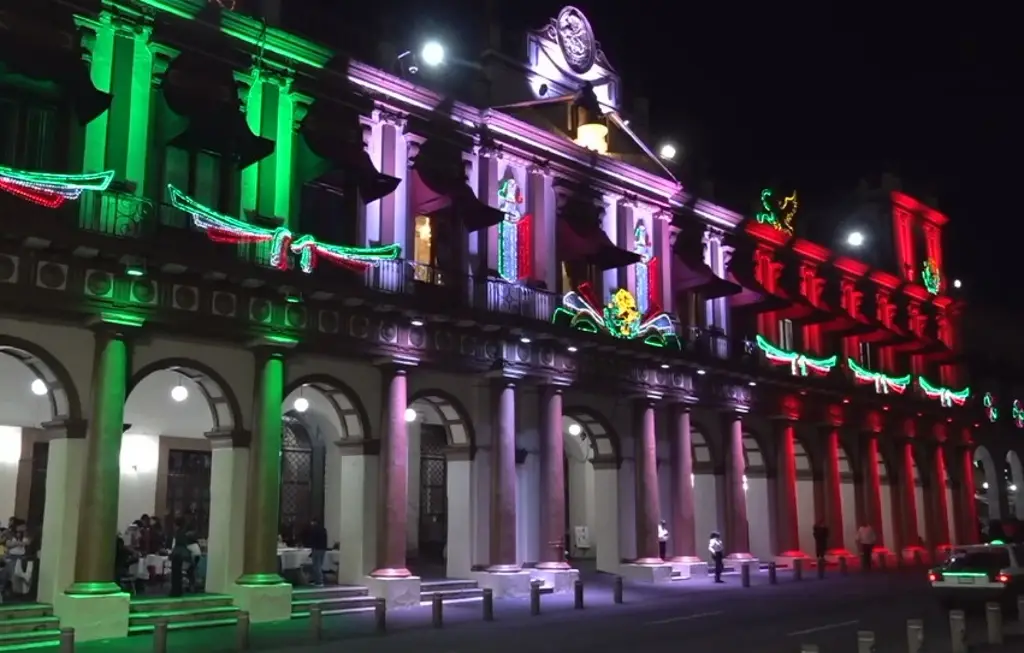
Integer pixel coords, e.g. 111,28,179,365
846,231,865,247
421,41,445,67
953,279,962,289
658,143,677,161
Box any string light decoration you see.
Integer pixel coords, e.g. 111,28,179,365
632,220,660,316
847,358,911,394
168,186,401,273
496,178,532,282
922,258,941,295
983,392,999,422
0,166,114,208
552,282,679,348
210,0,236,8
918,376,970,408
755,335,837,376
754,188,798,235
1013,400,1024,428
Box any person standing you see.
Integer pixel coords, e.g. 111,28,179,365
856,523,877,571
303,518,328,587
708,531,724,583
658,520,669,560
813,522,829,560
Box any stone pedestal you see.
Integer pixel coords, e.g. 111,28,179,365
872,546,895,566
668,556,706,578
53,592,130,642
619,562,673,583
824,549,856,565
470,570,532,598
365,576,421,609
724,553,759,573
230,582,292,623
901,545,929,564
774,552,809,568
531,567,580,593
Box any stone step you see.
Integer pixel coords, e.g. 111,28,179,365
291,595,378,616
420,587,484,602
420,579,478,593
291,585,369,602
130,594,234,613
128,605,240,634
0,615,59,635
0,627,61,651
0,604,52,621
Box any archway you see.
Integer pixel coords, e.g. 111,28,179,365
875,447,897,554
406,390,474,579
910,453,926,546
691,425,719,561
563,407,619,574
283,376,369,584
973,446,999,523
790,436,816,556
742,431,772,561
835,442,858,553
1008,450,1024,520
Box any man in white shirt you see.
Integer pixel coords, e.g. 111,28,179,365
856,524,877,571
658,520,669,559
708,531,724,583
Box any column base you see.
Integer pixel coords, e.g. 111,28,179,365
230,581,292,623
469,570,532,598
872,546,895,567
53,591,129,642
365,575,421,609
667,556,707,579
901,545,930,565
724,553,759,573
773,551,809,568
530,567,579,593
824,549,855,565
619,562,673,583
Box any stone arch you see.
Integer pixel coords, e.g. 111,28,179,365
836,440,856,481
563,406,619,463
408,389,474,448
875,441,896,484
741,428,772,477
284,374,370,441
791,433,817,478
1006,450,1023,519
0,334,82,422
129,357,242,432
690,417,719,473
973,445,999,495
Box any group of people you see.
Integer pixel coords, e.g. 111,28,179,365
0,518,36,602
117,512,204,597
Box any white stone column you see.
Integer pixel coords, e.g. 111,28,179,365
529,165,554,291
332,440,379,585
592,460,621,574
445,448,473,578
203,431,250,595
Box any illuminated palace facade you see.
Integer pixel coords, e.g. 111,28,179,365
0,0,1020,643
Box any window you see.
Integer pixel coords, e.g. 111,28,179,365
162,146,235,216
165,450,211,539
681,291,707,329
298,180,358,246
413,215,441,284
778,318,795,350
0,95,63,170
944,548,1010,572
859,341,874,369
560,261,600,297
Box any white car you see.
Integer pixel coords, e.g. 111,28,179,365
928,541,1024,610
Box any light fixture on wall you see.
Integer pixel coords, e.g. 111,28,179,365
405,408,418,423
568,423,582,437
294,397,309,413
171,383,188,402
31,379,47,396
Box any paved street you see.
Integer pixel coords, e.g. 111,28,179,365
77,567,1023,653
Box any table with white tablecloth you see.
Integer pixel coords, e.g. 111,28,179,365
277,548,338,572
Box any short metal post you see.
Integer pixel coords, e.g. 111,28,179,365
949,609,967,653
817,557,826,579
59,627,74,653
877,552,887,570
768,562,777,585
741,562,751,587
573,579,584,609
839,556,848,576
153,618,168,653
794,558,803,581
799,645,819,653
906,619,923,653
856,630,875,653
309,604,322,641
482,588,494,621
913,549,923,566
613,575,623,604
530,580,541,615
374,597,386,633
986,601,1003,644
897,550,905,568
432,593,443,628
1018,594,1024,622
236,611,250,651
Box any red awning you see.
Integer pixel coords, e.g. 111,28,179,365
557,210,640,271
410,166,504,232
672,248,741,300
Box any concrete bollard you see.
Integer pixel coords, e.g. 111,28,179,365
153,618,168,653
309,604,322,641
878,552,887,570
794,558,803,581
741,562,751,587
613,576,623,604
906,619,923,653
374,597,386,633
800,645,819,653
482,588,494,621
817,557,826,579
768,562,777,584
839,556,848,576
913,549,923,566
432,593,443,628
236,611,250,651
59,627,74,653
574,579,584,609
986,602,1003,644
530,580,542,615
949,609,967,653
856,630,875,653
1019,594,1024,623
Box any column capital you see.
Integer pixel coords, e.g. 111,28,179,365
40,418,88,440
373,356,418,372
205,428,251,449
247,334,298,352
86,313,145,338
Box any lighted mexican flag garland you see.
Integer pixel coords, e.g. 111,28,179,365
1014,400,1023,428
922,258,941,295
917,376,970,408
168,186,401,273
552,283,679,348
983,392,999,422
847,358,911,394
0,166,115,209
755,335,837,376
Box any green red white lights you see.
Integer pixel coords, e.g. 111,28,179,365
754,188,798,235
983,392,999,422
755,335,837,376
552,283,679,348
0,166,115,209
918,376,970,408
922,258,941,295
847,358,911,394
1013,400,1023,428
168,185,400,273
496,178,532,282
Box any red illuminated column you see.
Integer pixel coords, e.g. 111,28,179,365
863,435,886,550
824,429,847,553
634,399,662,563
668,406,698,560
724,413,751,557
958,445,980,544
537,385,569,569
488,380,519,571
775,421,801,555
928,445,951,549
373,366,411,577
900,440,921,550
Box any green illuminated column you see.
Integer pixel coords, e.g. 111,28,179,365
239,68,295,224
237,349,286,586
67,329,130,596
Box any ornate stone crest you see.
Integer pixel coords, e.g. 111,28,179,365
556,6,596,74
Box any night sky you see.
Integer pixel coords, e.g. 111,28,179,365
289,1,1018,305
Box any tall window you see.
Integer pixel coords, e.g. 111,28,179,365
778,318,795,350
162,146,235,217
859,341,875,369
0,95,62,169
298,180,358,246
165,450,211,538
681,291,707,330
413,215,442,284
560,261,600,296
418,425,448,561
